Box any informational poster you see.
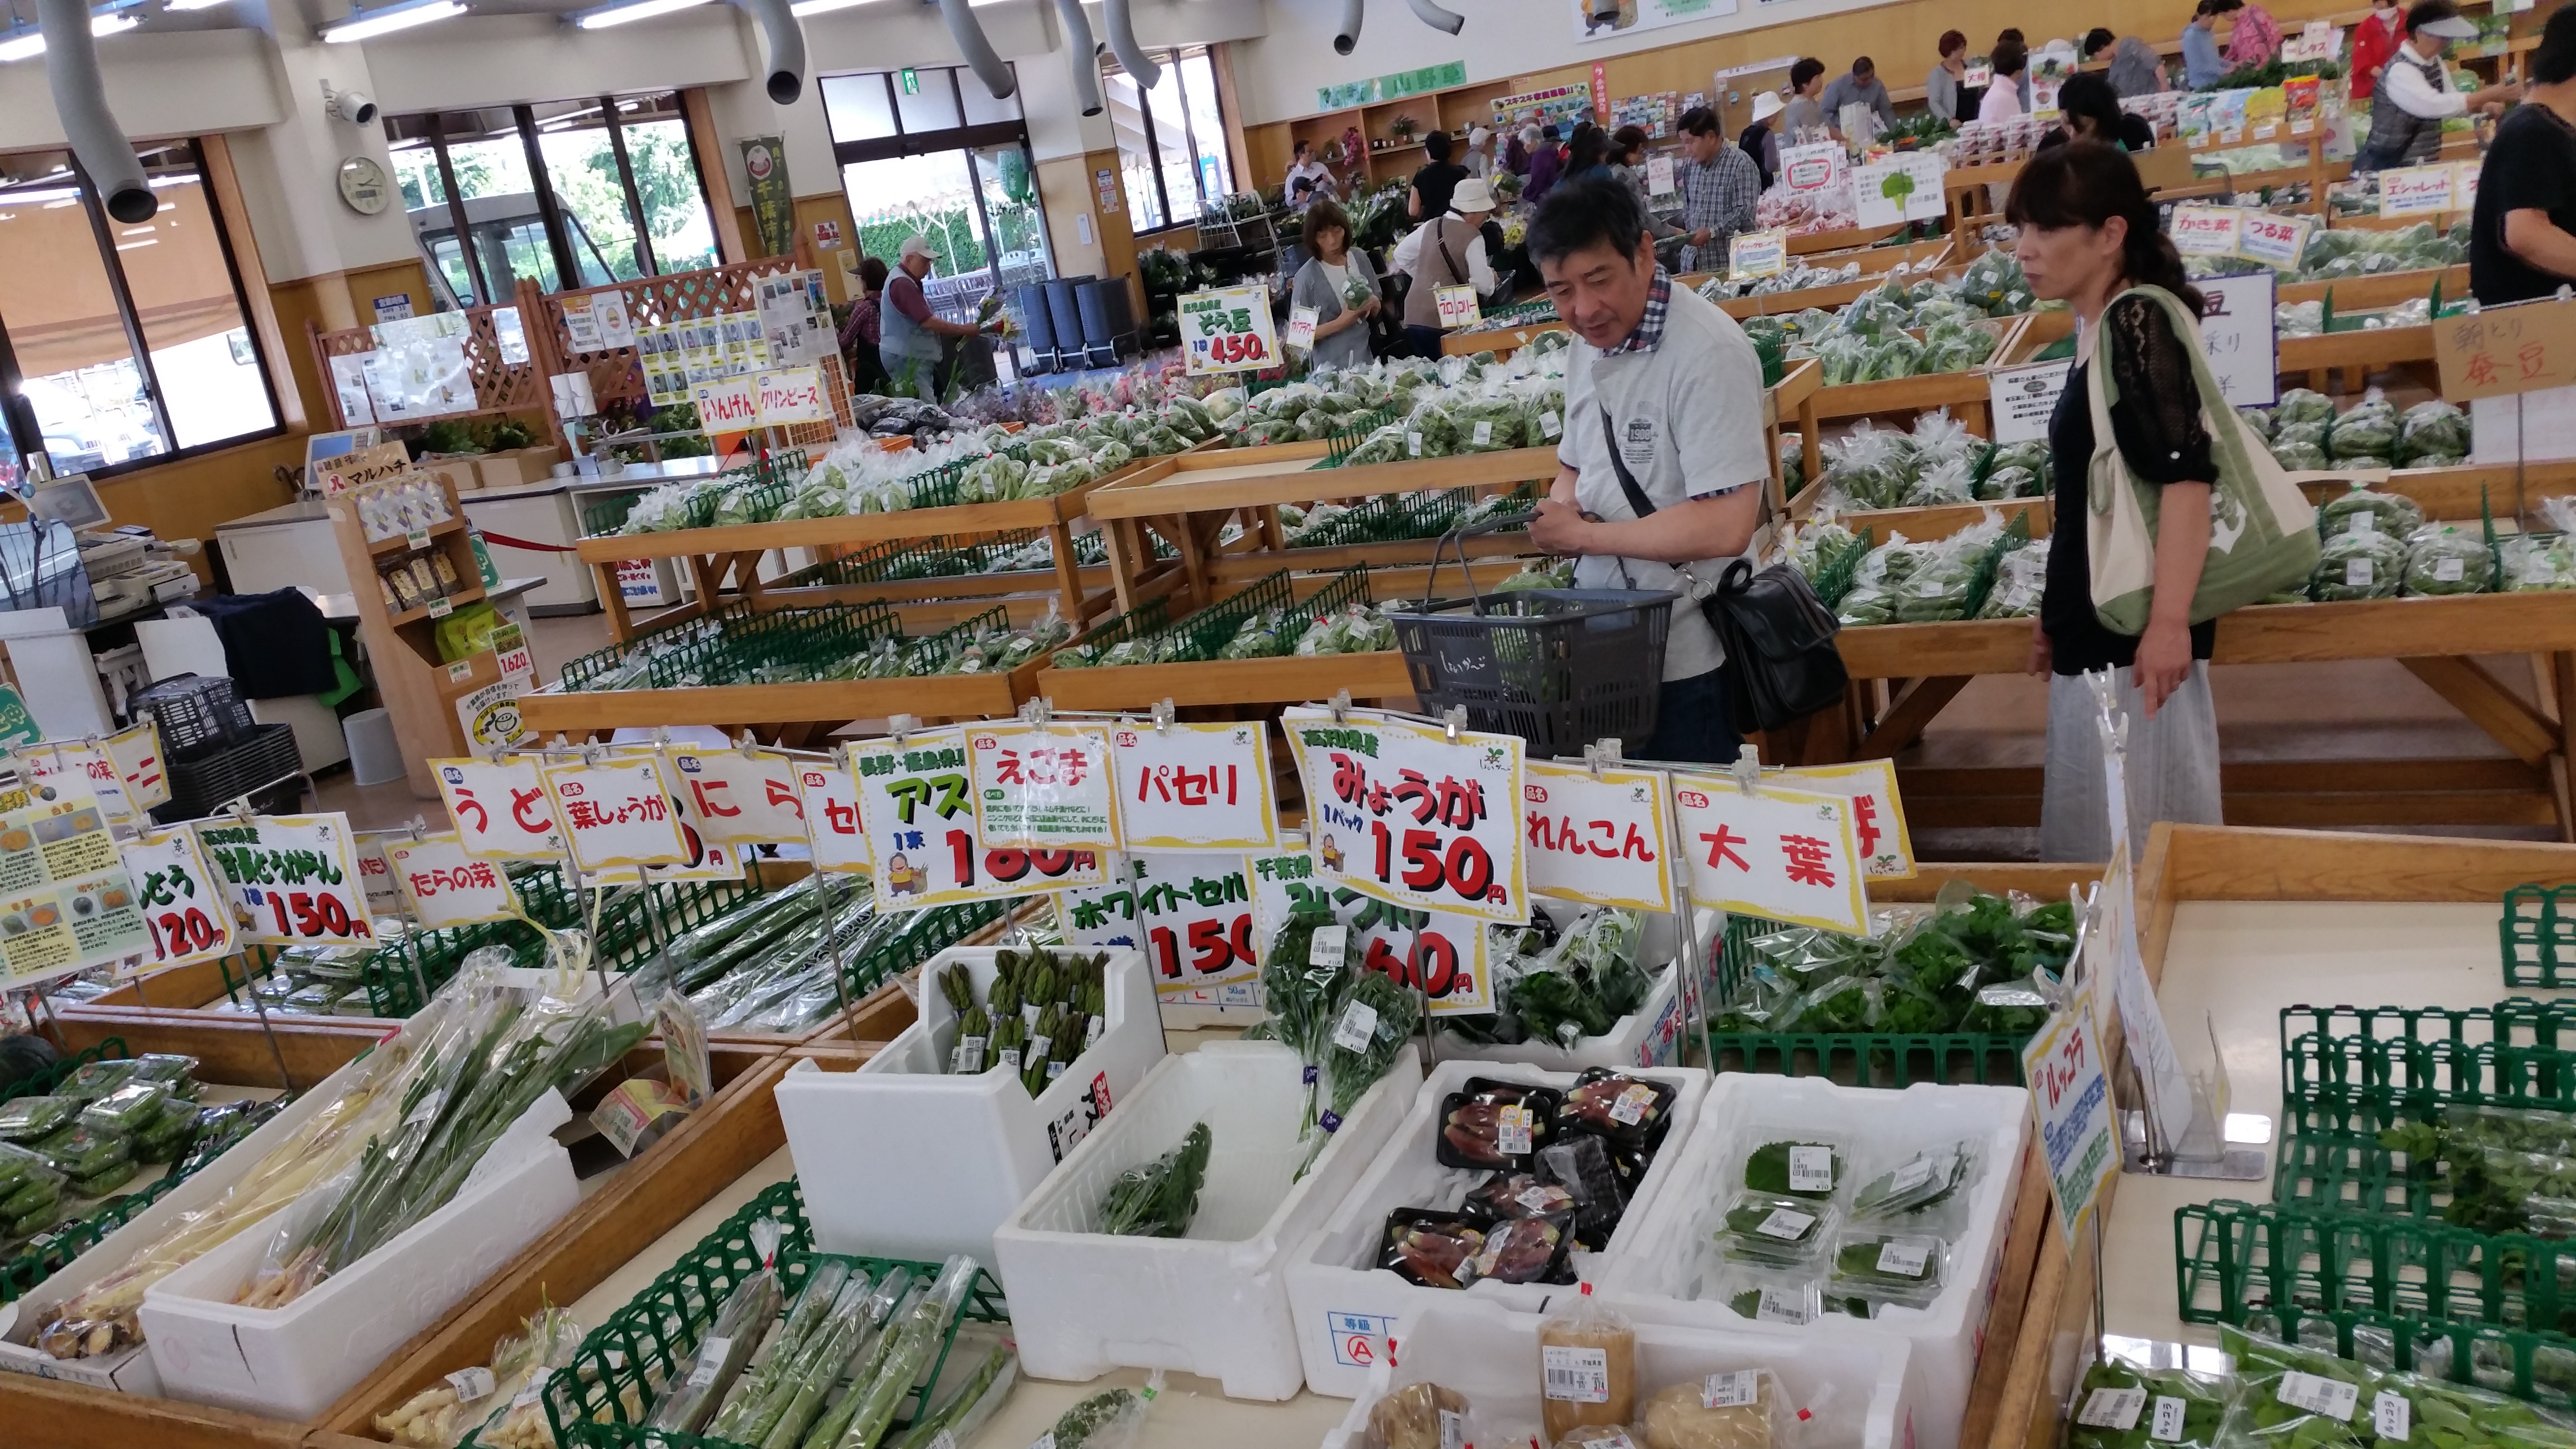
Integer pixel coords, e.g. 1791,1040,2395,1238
17,740,138,827
386,831,519,929
434,755,565,859
739,137,795,260
1777,142,1846,193
539,753,693,872
1851,154,1947,226
1668,775,1868,934
2024,982,2118,1248
852,727,1110,912
197,812,377,946
793,760,870,872
1519,759,1674,912
454,679,532,753
1281,707,1528,926
0,780,150,988
1058,852,1261,999
1988,359,2073,446
2196,272,2279,410
365,312,475,421
560,293,636,353
1573,0,1737,46
1728,229,1788,282
121,824,234,975
1782,759,1916,879
671,746,810,845
1109,721,1277,851
330,354,378,426
1180,287,1281,376
1645,154,1676,195
968,721,1120,853
2168,205,2244,258
492,306,531,366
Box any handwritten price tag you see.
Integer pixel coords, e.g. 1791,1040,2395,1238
1520,759,1674,911
386,831,519,929
2168,205,2244,258
1110,721,1276,851
198,812,378,945
433,755,564,859
1729,229,1789,282
2236,210,2314,270
1669,777,1867,934
1434,285,1481,330
1181,286,1280,376
1282,706,1527,925
540,753,692,871
2380,164,2458,217
690,375,761,434
1285,305,1319,354
755,366,826,424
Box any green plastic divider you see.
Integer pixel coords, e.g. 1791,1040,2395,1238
2217,1302,2576,1408
561,599,759,692
0,1037,127,1107
644,603,903,689
900,605,1012,675
2503,884,2576,988
2280,1031,2576,1138
2175,1197,2576,1343
838,896,1012,1003
1707,912,2032,1087
1315,403,1401,467
1810,526,1877,610
541,1180,1007,1449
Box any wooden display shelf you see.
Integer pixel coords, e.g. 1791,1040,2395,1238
1089,444,1561,519
519,659,1040,735
1807,316,2029,431
1790,222,1906,255
385,583,486,629
366,516,467,557
2277,263,2467,308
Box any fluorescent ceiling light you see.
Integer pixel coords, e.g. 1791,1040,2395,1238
164,0,234,11
788,0,888,17
574,0,708,27
322,0,465,43
0,10,135,62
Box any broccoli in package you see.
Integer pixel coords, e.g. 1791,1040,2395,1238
2402,525,2494,596
2312,530,2408,601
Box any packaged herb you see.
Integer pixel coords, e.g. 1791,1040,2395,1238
31,1123,131,1179
80,1082,172,1137
1850,1143,1976,1221
1742,1138,1845,1200
1827,1229,1945,1308
0,1095,78,1143
2066,1356,2227,1449
1713,1264,1820,1327
1715,1191,1833,1268
56,1060,136,1104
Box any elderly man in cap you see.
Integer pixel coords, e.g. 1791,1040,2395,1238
2355,0,2522,170
1391,174,1500,359
880,233,996,399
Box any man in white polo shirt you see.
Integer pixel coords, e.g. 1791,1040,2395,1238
1527,172,1772,764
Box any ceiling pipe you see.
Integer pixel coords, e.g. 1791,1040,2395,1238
1401,0,1462,36
37,0,151,223
1331,0,1360,53
1050,0,1100,115
727,0,806,103
1100,0,1156,88
937,0,1013,98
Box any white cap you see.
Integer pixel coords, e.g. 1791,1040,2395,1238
1752,91,1785,122
898,233,941,263
1470,126,1492,147
1450,177,1497,213
2416,13,2478,37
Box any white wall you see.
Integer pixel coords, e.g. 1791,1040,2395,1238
0,29,287,149
359,8,758,113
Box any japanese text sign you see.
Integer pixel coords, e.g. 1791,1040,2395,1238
104,722,168,812
2023,982,2117,1249
197,813,377,946
853,727,1109,912
2379,164,2457,217
1988,359,2073,446
1059,852,1261,998
2195,272,2278,410
2167,205,2243,258
969,721,1120,852
16,741,137,827
1728,229,1788,282
672,747,810,845
795,761,870,873
386,831,519,929
1669,776,1868,934
353,831,402,918
1246,845,1493,1016
0,780,150,988
1181,286,1280,376
1778,142,1845,193
691,376,762,434
1110,721,1277,851
2235,210,2314,271
0,687,38,752
1520,759,1674,911
1435,285,1481,330
2435,297,2576,402
1781,759,1916,879
756,367,826,424
541,753,692,872
434,756,565,859
121,825,233,974
1851,154,1947,227
1283,707,1528,926
1646,154,1676,196
1285,306,1319,354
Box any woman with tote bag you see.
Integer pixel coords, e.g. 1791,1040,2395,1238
2006,143,2318,861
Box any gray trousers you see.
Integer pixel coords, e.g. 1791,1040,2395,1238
2040,662,2223,863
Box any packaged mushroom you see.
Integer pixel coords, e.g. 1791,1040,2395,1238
1539,1284,1637,1442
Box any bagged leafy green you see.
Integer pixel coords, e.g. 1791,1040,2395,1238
2238,406,2275,440
1863,335,1927,382
2318,483,2424,539
1835,585,1895,628
1978,539,2050,618
2504,535,2576,591
2328,412,2399,461
1978,465,2043,501
2274,388,2337,427
2312,530,2408,601
2271,441,2329,472
1450,397,1525,453
2396,399,2472,465
2402,526,2494,596
2271,420,2329,454
2065,1357,2226,1449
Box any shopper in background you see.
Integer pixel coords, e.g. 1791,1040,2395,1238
1564,123,1614,182
2471,4,2576,303
2350,0,2411,100
1782,58,1828,140
1671,105,1760,273
1285,139,1333,201
2089,27,2170,97
1393,176,1499,357
1505,124,1532,174
1609,125,1657,211
1821,56,1897,140
1526,173,1771,766
1291,198,1383,370
2182,2,2229,88
1527,124,1565,201
879,235,990,401
838,255,890,395
1999,28,2034,106
1982,43,2030,121
1463,126,1497,180
2354,0,2519,172
2039,73,2158,151
2008,142,2227,861
1408,129,1471,220
1739,90,1784,187
2215,0,2282,68
1928,31,1970,122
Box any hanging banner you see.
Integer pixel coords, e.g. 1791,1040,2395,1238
1669,776,1868,934
433,756,565,859
197,813,378,946
671,746,811,845
1282,707,1529,926
852,727,1109,912
968,721,1121,852
1781,759,1916,880
1058,852,1261,999
1109,720,1278,851
539,752,692,872
386,831,520,930
794,760,871,873
2024,982,2118,1249
0,780,150,988
738,136,795,259
121,824,234,975
1519,759,1674,912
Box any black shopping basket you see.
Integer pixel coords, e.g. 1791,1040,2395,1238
1388,514,1674,756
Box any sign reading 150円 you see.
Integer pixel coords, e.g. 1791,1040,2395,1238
1281,707,1527,926
1180,287,1280,376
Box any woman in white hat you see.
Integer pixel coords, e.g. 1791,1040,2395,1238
1463,126,1497,180
1391,175,1498,358
1738,90,1786,190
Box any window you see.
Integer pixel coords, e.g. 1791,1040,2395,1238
818,67,1055,324
0,142,280,483
1102,47,1233,233
385,91,720,311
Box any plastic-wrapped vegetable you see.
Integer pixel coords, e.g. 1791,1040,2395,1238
1818,335,1872,387
2237,406,2274,440
1862,335,1926,382
2272,388,2336,427
2396,398,2472,465
2270,441,2328,472
2503,534,2576,591
1977,539,2050,618
2311,529,2409,601
0,1095,79,1143
1450,398,1525,453
2403,525,2495,595
2327,403,2399,461
1977,465,2042,501
2317,482,2424,539
1903,456,1976,508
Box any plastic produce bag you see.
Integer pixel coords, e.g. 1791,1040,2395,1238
2396,399,2472,465
2064,1355,2226,1449
1024,1371,1162,1449
2503,534,2576,592
2402,526,2494,596
2311,531,2408,601
1977,539,2049,619
2273,388,2337,428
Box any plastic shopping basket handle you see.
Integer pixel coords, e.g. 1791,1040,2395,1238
1425,510,1542,612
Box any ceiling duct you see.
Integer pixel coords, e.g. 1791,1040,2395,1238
729,0,807,103
1101,0,1155,88
1051,0,1101,115
937,0,1012,98
38,0,152,224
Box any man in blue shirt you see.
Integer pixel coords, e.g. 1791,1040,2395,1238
2183,0,2229,86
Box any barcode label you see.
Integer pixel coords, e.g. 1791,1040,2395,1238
953,1036,986,1074
2278,1372,2360,1420
1473,420,1494,445
1026,1034,1052,1068
1498,1104,1534,1156
1540,411,1562,439
1542,1345,1611,1402
1755,1207,1816,1240
1915,578,1947,597
1310,925,1349,966
684,1335,731,1390
1610,1084,1656,1124
2434,557,2465,582
1788,1145,1835,1193
1755,1286,1809,1323
1703,1370,1761,1408
1889,1159,1934,1194
1876,1237,1933,1277
2374,1392,2412,1441
2348,514,2376,535
1086,1017,1104,1047
1407,432,1423,457
2152,1396,2189,1441
1331,1000,1380,1053
446,1367,497,1403
2345,558,2375,587
2078,1387,2148,1430
999,1047,1022,1073
1519,1185,1564,1211
1440,1409,1468,1449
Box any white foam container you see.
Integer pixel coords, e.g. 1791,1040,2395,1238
777,945,1163,1265
1426,906,1720,1071
138,1089,580,1420
1602,1075,2032,1449
992,1039,1422,1401
1319,1297,1919,1449
1286,1057,1710,1398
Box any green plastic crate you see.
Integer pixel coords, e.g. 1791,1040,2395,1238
646,604,902,689
1707,912,2032,1087
838,896,1012,1004
2215,1304,2576,1408
2281,1033,2576,1138
2271,1129,2447,1221
2504,885,2576,988
541,1181,1006,1449
1809,525,1877,610
2175,1197,2576,1340
0,1036,126,1107
561,600,759,692
1315,404,1400,467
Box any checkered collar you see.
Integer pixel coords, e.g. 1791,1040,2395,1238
1599,267,1673,355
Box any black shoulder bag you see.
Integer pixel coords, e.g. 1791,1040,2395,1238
1598,407,1849,734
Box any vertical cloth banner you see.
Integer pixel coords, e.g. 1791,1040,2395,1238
739,137,795,260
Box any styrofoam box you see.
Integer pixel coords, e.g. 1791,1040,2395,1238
1320,1298,1918,1449
1602,1075,2032,1449
1286,1057,1709,1398
777,946,1163,1265
0,1051,380,1394
992,1040,1423,1401
1427,907,1720,1071
139,1089,580,1421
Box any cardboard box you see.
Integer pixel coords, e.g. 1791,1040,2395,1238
416,456,480,494
474,446,563,492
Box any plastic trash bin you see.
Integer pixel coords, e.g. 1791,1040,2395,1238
343,707,402,786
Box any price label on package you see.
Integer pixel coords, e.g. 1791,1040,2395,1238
1181,286,1280,375
1282,706,1527,925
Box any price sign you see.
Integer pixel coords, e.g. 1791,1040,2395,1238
853,726,1110,912
1059,852,1260,998
1110,721,1276,851
690,375,762,433
2435,295,2576,400
1434,285,1481,330
1180,286,1280,376
1988,358,2073,446
1782,759,1916,879
1964,60,1993,87
2023,982,2118,1248
1520,759,1674,912
1244,842,1492,1015
121,825,234,974
433,755,564,859
0,780,150,987
2454,160,2480,211
670,746,810,845
2380,164,2458,217
2168,205,2243,258
16,741,138,827
386,831,519,929
968,721,1120,852
198,812,378,946
2030,76,2062,117
103,721,168,812
540,753,693,871
1669,776,1868,934
1285,306,1320,354
1645,154,1676,196
1852,154,1947,226
794,760,870,872
1281,706,1527,926
1729,229,1789,282
1778,142,1845,193
2236,210,2314,270
2197,271,2279,409
755,367,826,424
